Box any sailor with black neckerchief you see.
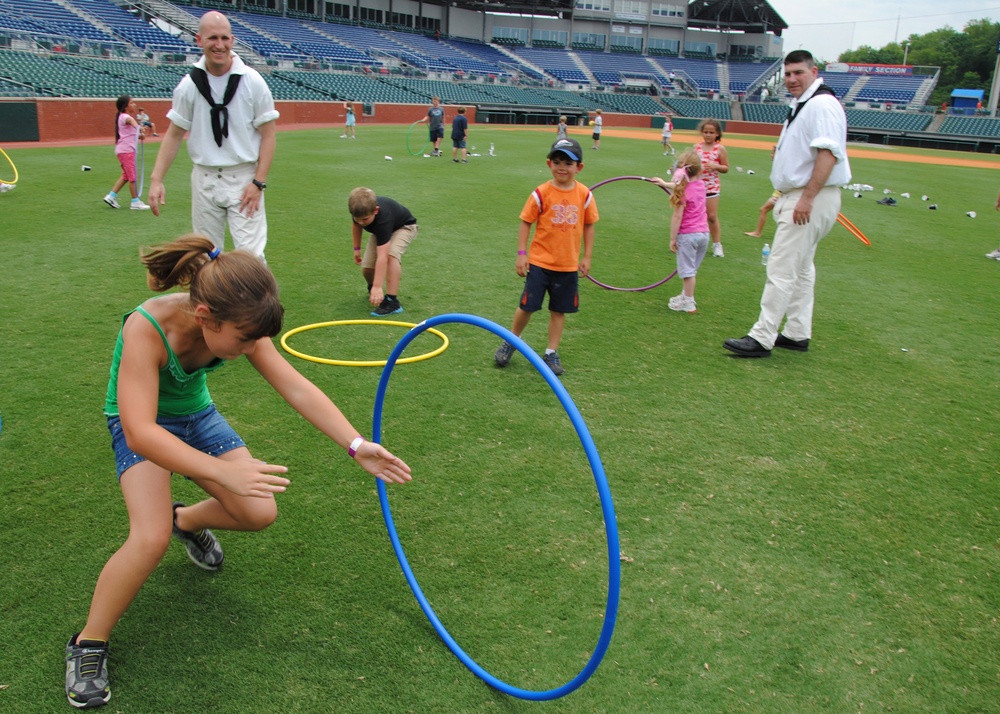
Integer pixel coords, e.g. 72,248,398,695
149,10,279,260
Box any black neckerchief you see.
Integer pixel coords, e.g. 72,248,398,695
786,84,836,126
189,67,242,147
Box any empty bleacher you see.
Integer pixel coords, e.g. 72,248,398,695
939,116,1000,138
50,54,181,97
3,1,997,151
819,73,860,99
69,0,190,51
384,77,499,104
581,92,666,115
652,57,721,92
574,51,671,89
845,109,932,132
740,102,787,124
271,70,425,103
727,61,773,95
512,47,589,84
0,48,139,97
663,97,731,120
232,12,380,66
854,75,924,104
0,0,117,44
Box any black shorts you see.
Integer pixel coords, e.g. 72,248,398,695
430,127,444,141
519,265,579,314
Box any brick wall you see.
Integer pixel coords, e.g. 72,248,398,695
3,98,661,143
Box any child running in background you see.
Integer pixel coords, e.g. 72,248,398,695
556,115,568,140
103,95,149,211
661,113,674,155
695,118,728,257
65,235,411,709
341,102,357,139
493,138,599,376
651,148,708,313
745,190,781,238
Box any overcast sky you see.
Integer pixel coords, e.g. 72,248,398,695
763,1,1000,63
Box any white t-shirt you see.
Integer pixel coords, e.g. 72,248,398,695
167,52,279,167
770,77,851,192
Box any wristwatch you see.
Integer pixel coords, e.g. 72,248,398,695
252,179,267,191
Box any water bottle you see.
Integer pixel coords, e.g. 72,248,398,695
761,243,770,266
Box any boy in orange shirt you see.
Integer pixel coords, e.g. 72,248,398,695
494,138,599,376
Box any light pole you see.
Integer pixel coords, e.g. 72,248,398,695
902,40,911,65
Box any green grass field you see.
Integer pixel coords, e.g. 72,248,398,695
1,125,998,713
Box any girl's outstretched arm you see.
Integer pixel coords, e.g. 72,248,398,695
248,339,412,484
649,176,676,191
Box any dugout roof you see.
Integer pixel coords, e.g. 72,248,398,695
686,0,788,35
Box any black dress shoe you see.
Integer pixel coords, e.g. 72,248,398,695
775,334,809,351
723,336,771,358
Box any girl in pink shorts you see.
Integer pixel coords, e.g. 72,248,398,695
102,95,149,210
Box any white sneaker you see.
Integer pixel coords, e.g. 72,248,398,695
340,134,347,138
667,293,686,309
130,200,151,210
103,193,120,209
712,243,725,258
669,295,697,313
985,249,1000,259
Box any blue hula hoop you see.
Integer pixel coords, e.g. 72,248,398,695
373,313,620,701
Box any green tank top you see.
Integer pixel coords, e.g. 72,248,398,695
104,304,225,417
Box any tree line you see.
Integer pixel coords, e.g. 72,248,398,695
834,18,998,106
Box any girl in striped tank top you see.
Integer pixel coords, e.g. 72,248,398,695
695,119,729,257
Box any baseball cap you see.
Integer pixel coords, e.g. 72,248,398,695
548,138,582,162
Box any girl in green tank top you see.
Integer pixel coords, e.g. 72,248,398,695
67,235,412,708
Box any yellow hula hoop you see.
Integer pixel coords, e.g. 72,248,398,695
280,319,449,367
0,146,19,185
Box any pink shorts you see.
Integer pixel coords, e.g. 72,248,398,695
117,152,137,183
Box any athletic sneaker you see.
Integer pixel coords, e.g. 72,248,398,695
667,293,685,308
542,351,565,376
669,294,697,313
340,134,348,138
371,296,403,316
65,634,110,709
130,200,150,211
172,502,224,570
712,243,725,258
985,249,1000,259
494,340,515,367
103,194,119,209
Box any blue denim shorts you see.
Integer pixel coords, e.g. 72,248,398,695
108,404,246,479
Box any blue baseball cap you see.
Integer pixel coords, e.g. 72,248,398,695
548,138,582,162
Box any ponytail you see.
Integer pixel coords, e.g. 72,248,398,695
669,149,703,209
114,95,130,144
139,234,284,340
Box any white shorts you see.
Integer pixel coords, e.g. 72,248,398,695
191,162,267,259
